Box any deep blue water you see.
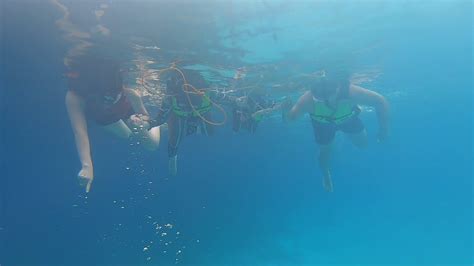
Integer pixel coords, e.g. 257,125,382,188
1,0,472,265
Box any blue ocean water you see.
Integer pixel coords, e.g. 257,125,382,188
1,0,472,265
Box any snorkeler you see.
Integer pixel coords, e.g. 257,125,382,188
288,70,390,192
213,89,292,133
151,70,214,176
66,55,162,193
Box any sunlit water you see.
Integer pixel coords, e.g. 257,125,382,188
1,0,472,265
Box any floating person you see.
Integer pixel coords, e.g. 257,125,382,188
213,88,292,133
151,70,215,176
66,55,162,192
287,69,390,192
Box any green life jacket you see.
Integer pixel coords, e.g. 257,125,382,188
171,92,212,117
252,112,264,122
310,98,359,124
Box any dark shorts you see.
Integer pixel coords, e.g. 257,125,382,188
312,116,365,145
68,73,133,126
86,95,135,126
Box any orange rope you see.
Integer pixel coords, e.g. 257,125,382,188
140,64,227,126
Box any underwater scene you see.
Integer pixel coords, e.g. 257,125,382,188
1,0,472,265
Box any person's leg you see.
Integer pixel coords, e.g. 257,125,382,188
250,120,258,133
130,124,162,151
102,119,133,139
340,117,367,149
104,118,161,151
319,142,334,192
145,126,161,150
313,121,336,192
167,115,183,176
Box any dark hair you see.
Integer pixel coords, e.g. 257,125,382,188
311,69,350,98
165,69,208,93
68,56,123,98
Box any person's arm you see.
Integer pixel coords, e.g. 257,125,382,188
124,88,152,126
124,88,149,115
251,97,292,120
65,90,94,192
350,84,390,141
208,88,239,106
287,91,313,121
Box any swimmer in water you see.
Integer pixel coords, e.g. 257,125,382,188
66,55,162,192
287,69,390,192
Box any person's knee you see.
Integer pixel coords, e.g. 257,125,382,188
144,142,159,151
319,143,332,158
116,130,131,139
103,120,132,139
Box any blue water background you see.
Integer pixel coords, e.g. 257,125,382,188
1,1,472,265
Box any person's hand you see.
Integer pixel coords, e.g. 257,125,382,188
129,114,150,131
322,170,334,192
78,164,94,193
